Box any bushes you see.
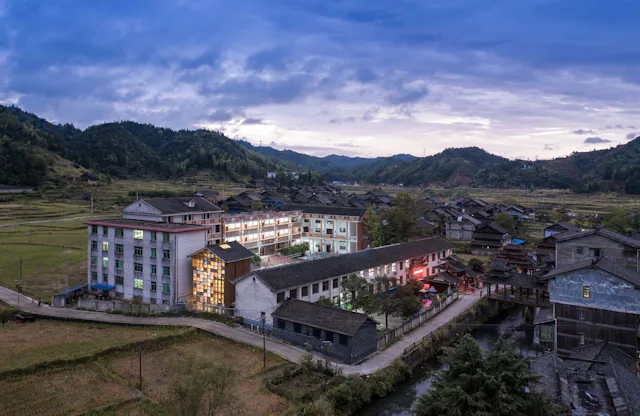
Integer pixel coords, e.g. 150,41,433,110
279,243,310,256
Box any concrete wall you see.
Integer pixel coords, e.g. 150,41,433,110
549,268,640,314
556,234,639,271
235,277,280,325
446,221,475,240
78,298,180,314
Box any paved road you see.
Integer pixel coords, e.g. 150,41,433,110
0,285,480,375
0,215,117,229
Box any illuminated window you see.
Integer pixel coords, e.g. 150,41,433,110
134,230,144,240
583,286,590,298
578,308,585,320
133,278,143,289
102,257,108,268
578,333,585,346
102,242,109,251
116,260,124,270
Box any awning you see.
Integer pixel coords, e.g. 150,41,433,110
54,283,88,296
91,283,116,291
511,238,526,245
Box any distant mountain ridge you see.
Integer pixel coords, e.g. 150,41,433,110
2,104,640,193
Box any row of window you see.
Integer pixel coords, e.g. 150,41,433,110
91,273,170,293
90,226,171,242
277,278,340,303
91,242,171,259
115,292,170,304
277,319,349,345
90,257,171,275
576,246,602,257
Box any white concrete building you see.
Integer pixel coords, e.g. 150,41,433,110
86,219,207,305
233,237,453,325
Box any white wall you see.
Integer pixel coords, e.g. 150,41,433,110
235,276,280,325
175,230,208,302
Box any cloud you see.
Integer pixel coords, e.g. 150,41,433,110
387,86,429,105
241,117,265,125
572,129,595,135
207,109,235,122
626,132,639,140
329,116,356,124
584,137,611,144
362,106,380,121
543,144,557,151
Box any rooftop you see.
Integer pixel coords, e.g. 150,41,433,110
283,204,367,217
555,227,640,249
86,218,207,232
194,241,255,263
236,237,453,291
542,256,640,288
142,197,223,214
272,299,375,336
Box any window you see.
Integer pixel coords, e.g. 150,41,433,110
277,292,285,303
392,263,397,273
312,283,319,294
103,226,108,236
91,225,98,234
134,278,143,289
339,334,348,346
102,242,108,251
134,263,143,273
102,257,109,268
150,298,156,304
578,333,585,346
115,244,123,254
115,276,124,285
151,248,157,258
289,289,297,299
432,253,436,262
133,230,144,240
576,246,584,255
322,281,329,291
116,292,124,299
163,232,170,242
163,249,171,259
578,308,585,320
162,283,170,294
162,300,170,305
278,319,286,330
115,228,124,237
339,227,346,233
293,323,302,333
325,331,334,342
151,231,157,241
162,266,170,276
313,327,321,338
303,226,309,233
301,286,309,297
399,262,403,270
332,278,339,289
133,295,143,302
583,286,590,298
91,271,97,281
151,264,157,275
102,273,108,283
116,260,124,270
134,246,143,256
91,241,98,250
151,282,157,292
589,248,601,257
91,256,97,265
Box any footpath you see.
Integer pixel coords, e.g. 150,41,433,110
0,285,480,375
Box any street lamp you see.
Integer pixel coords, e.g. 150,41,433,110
261,311,266,369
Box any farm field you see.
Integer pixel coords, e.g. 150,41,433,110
0,317,289,416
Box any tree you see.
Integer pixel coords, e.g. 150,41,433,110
603,208,632,234
415,335,561,416
494,212,515,232
171,357,237,416
363,206,381,237
392,283,423,320
467,258,484,273
340,274,376,312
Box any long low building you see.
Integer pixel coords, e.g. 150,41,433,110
233,237,453,325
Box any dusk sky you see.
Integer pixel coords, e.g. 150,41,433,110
1,0,639,159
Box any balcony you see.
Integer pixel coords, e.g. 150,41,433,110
291,233,302,239
150,274,157,281
150,256,158,262
277,224,290,230
243,241,258,248
224,230,241,238
162,257,171,265
161,241,171,248
115,253,124,260
115,269,124,277
261,225,275,232
133,255,143,261
262,238,275,245
244,224,259,230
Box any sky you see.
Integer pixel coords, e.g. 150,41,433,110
1,0,639,160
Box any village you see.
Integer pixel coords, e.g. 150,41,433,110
1,179,639,415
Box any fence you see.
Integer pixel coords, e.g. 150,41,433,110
77,299,181,315
377,291,459,349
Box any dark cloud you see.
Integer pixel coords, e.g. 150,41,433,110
572,129,595,135
245,48,290,72
604,124,624,130
387,86,429,105
584,137,611,144
543,144,557,151
207,109,235,122
241,118,265,125
362,106,380,121
626,132,639,140
329,116,356,124
353,67,378,83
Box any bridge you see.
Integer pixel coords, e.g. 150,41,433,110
484,273,550,307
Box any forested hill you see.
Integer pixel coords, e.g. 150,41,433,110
0,105,289,186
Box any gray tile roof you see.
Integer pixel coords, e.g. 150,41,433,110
542,257,640,288
203,241,255,263
283,204,367,217
237,237,453,291
143,197,222,214
273,299,375,336
555,227,640,249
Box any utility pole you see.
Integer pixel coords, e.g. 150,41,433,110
66,258,70,289
137,342,143,390
261,311,267,369
20,257,22,281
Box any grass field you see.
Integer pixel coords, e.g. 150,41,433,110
0,317,289,416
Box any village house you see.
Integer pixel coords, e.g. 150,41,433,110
445,213,481,241
272,299,378,364
555,227,640,271
233,237,453,325
470,222,511,255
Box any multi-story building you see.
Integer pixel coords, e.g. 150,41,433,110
233,237,453,325
221,210,303,256
123,197,224,244
85,219,207,305
542,257,640,358
555,228,640,271
445,214,481,241
288,205,366,254
190,241,254,312
471,222,511,255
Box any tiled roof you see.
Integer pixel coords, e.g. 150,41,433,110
272,299,375,336
555,227,640,249
283,204,367,217
143,197,222,214
236,237,453,291
202,241,255,263
86,218,206,232
542,257,640,287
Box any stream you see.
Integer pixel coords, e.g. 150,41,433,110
360,305,542,416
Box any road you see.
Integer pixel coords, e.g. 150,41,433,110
0,285,480,375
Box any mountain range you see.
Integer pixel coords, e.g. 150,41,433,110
1,104,640,193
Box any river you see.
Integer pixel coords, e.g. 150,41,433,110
360,305,543,416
